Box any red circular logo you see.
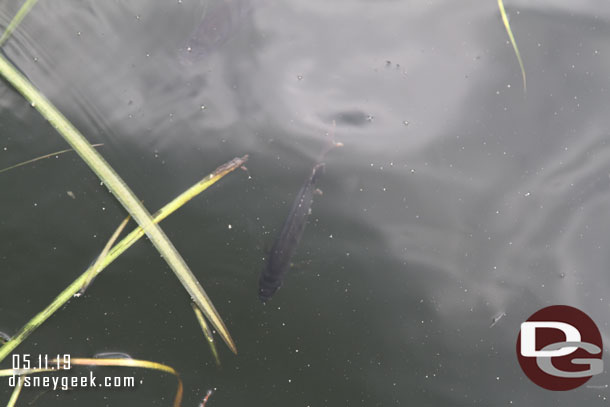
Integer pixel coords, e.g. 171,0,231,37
516,305,603,391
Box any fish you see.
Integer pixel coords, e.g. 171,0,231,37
258,136,342,302
179,0,254,65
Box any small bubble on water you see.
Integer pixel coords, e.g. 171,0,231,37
297,75,303,80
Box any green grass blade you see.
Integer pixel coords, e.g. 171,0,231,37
0,156,247,363
497,0,526,93
80,214,130,293
0,144,103,175
192,302,221,367
0,0,39,47
5,377,23,407
0,53,237,354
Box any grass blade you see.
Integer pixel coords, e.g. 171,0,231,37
191,303,221,367
0,144,103,175
0,52,237,354
0,0,39,47
0,156,247,363
497,0,526,93
80,214,131,294
5,378,24,407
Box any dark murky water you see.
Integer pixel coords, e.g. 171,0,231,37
2,0,610,405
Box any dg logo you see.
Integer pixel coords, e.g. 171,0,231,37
516,305,603,390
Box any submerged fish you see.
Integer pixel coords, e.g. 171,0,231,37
258,137,342,302
179,0,254,65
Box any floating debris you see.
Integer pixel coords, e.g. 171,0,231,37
490,311,506,327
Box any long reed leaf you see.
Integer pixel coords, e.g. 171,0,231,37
0,51,236,354
0,156,247,363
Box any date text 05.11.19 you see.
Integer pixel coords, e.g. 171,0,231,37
12,354,71,371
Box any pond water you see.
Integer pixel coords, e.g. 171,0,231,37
1,0,610,405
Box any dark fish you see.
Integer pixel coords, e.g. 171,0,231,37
179,0,253,65
258,139,342,302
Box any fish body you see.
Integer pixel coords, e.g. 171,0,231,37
258,163,325,302
258,137,341,302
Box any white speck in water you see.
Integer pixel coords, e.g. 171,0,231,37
33,202,37,207
200,105,206,110
366,115,374,122
228,224,232,229
329,234,333,239
410,169,416,174
524,191,531,197
403,120,409,126
76,31,81,36
30,102,36,107
297,75,303,80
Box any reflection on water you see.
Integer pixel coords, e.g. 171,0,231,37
1,0,610,405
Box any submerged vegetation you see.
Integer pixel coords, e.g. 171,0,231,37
0,0,530,404
497,0,526,93
0,0,248,404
